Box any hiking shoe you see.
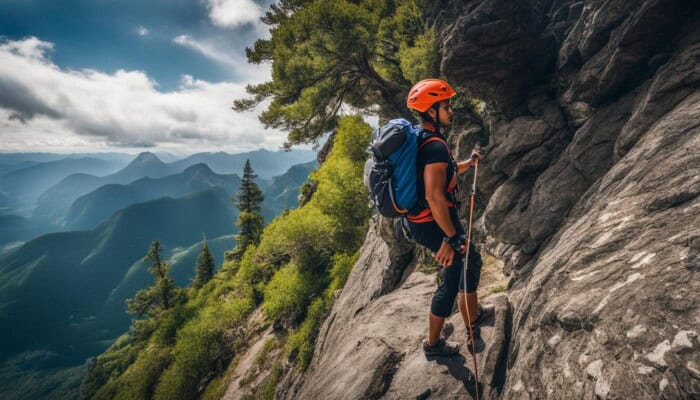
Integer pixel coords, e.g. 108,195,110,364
423,336,460,356
468,303,495,336
476,303,495,322
442,322,454,338
465,337,479,354
465,303,494,354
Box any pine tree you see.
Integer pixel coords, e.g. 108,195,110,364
233,0,438,148
193,240,215,288
230,160,265,260
235,159,264,213
127,240,182,318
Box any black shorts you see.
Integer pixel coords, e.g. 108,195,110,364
407,208,483,318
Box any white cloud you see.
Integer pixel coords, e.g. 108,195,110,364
205,0,262,28
172,34,268,83
173,34,236,67
136,26,150,36
0,36,54,61
0,37,284,154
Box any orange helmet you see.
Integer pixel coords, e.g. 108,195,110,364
406,79,456,112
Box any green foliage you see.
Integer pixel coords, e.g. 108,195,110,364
298,181,316,206
232,211,265,257
286,297,328,370
130,317,158,342
255,337,280,369
153,283,255,400
257,205,335,272
85,115,374,398
326,252,358,299
82,243,191,400
199,374,228,400
234,243,273,299
235,0,437,147
308,116,372,249
93,346,172,400
415,247,440,275
127,241,185,318
257,365,283,400
80,335,143,399
193,241,215,288
234,160,264,213
231,160,265,261
263,263,322,324
490,284,507,294
151,303,194,346
399,28,440,84
283,252,358,371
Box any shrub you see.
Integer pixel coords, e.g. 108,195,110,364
286,298,329,370
152,285,255,399
255,337,280,369
325,252,358,300
263,263,320,324
308,116,372,250
151,303,194,346
80,335,143,400
94,346,172,400
256,206,335,272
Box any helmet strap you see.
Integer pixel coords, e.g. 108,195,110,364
432,103,441,134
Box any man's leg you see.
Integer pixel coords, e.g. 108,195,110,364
425,251,461,355
428,312,445,346
457,290,479,327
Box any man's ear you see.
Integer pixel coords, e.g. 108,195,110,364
427,107,436,120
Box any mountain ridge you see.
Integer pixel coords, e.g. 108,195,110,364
0,187,238,366
34,149,316,221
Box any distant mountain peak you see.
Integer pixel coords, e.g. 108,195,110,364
183,163,215,176
131,152,162,164
123,152,165,170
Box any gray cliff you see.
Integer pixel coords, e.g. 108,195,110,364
226,1,700,398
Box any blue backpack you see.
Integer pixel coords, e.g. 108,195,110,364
364,119,442,218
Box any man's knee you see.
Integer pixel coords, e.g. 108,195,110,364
431,285,458,317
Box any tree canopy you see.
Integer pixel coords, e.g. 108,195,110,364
233,0,439,148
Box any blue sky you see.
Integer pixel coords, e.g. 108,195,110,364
0,0,272,90
0,0,295,154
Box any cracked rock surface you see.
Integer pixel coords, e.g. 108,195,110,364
268,1,700,399
278,217,512,399
429,0,700,398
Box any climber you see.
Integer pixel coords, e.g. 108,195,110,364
404,79,493,356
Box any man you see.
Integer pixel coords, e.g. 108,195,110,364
404,79,493,356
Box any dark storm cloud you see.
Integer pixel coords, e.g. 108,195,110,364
108,139,156,148
0,76,62,120
8,112,26,124
172,129,206,140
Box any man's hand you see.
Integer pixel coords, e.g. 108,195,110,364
432,234,467,267
432,241,456,267
457,150,484,174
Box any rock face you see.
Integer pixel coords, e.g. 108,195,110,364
277,1,699,399
278,216,512,400
432,0,700,398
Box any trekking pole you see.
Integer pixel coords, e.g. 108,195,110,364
463,149,480,400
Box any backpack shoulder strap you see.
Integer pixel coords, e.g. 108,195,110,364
418,135,446,150
418,131,449,153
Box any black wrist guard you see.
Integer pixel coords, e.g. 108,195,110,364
443,234,467,253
